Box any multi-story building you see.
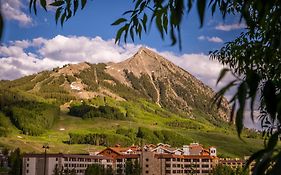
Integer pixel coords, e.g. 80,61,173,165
22,145,141,175
22,143,219,175
140,143,218,175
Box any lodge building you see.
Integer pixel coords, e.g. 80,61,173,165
22,142,244,175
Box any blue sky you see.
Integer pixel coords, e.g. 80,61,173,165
3,0,244,54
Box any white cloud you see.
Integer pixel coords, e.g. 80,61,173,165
0,35,142,80
1,0,33,26
198,35,223,43
215,23,246,31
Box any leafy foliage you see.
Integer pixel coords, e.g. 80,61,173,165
69,104,127,120
29,0,88,26
212,164,249,175
7,101,60,136
68,132,132,146
125,159,141,175
8,148,22,175
85,164,114,175
0,112,12,137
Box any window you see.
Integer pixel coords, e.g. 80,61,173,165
193,159,199,162
146,158,149,161
27,158,29,161
202,164,209,168
146,171,149,174
184,159,191,162
165,170,171,173
202,159,209,162
146,164,149,168
56,158,58,161
27,164,29,167
26,170,29,173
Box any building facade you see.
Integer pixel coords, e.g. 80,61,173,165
140,143,218,175
22,145,140,175
22,143,221,175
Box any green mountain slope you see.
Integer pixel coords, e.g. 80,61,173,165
0,48,262,157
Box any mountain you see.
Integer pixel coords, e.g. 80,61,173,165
0,48,262,157
105,47,229,120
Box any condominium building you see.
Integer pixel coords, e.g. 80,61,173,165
22,143,218,175
22,145,141,175
140,143,218,175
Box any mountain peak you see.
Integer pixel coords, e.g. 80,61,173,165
106,47,174,81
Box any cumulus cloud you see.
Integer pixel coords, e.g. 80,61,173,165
1,0,33,26
198,35,223,43
0,35,142,80
215,23,246,31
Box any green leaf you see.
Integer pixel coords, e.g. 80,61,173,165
49,0,64,7
163,14,168,33
40,0,47,11
213,80,237,106
33,0,37,15
81,0,87,9
247,74,258,121
142,14,147,32
230,101,236,123
236,108,244,139
61,11,66,27
115,24,129,44
122,10,134,15
134,0,143,10
137,24,142,38
216,68,229,85
197,0,206,27
155,14,164,39
187,0,194,12
111,18,127,26
29,0,33,13
55,7,63,25
73,0,79,16
170,27,177,46
244,149,266,169
236,82,247,138
263,81,277,120
267,131,279,150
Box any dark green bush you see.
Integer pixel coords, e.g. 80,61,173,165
69,105,127,120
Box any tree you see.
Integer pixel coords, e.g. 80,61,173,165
85,164,106,175
1,0,280,174
212,164,249,175
8,148,22,175
69,169,77,175
125,159,134,175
